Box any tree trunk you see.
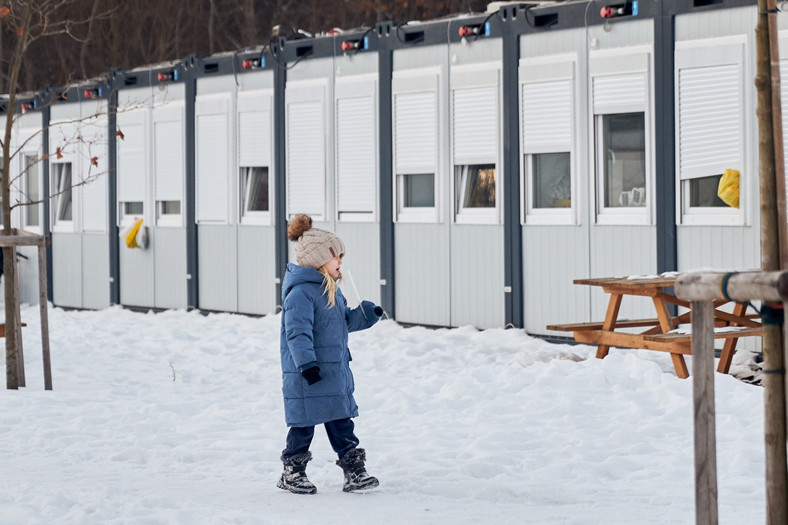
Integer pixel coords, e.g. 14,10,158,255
755,1,788,522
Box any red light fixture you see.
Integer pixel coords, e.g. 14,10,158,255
83,88,100,99
242,58,261,69
157,70,178,82
600,1,637,18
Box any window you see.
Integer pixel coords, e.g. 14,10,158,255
529,153,571,209
520,64,575,224
687,175,726,208
456,164,496,211
157,200,181,216
241,166,269,217
120,201,143,225
597,112,646,209
52,162,72,225
393,87,438,223
24,155,40,228
676,41,744,224
590,51,650,224
452,82,498,224
401,174,434,208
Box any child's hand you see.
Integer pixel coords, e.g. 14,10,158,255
301,366,322,385
361,301,384,318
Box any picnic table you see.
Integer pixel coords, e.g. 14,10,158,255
546,275,763,378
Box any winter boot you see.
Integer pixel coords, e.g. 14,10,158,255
277,452,317,494
336,448,379,492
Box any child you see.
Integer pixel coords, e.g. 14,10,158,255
277,214,383,494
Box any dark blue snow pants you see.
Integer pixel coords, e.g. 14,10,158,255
282,417,360,460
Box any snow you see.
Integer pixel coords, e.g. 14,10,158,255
0,304,766,524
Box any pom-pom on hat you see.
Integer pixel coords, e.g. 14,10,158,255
287,214,346,269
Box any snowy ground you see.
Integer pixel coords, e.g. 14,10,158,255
0,304,766,524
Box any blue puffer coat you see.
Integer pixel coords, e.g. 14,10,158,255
280,263,381,427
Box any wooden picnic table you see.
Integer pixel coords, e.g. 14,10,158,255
546,275,763,378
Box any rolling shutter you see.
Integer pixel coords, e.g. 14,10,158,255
592,72,646,114
394,91,436,173
677,63,741,179
116,113,146,205
81,116,108,232
286,93,325,217
154,116,184,203
453,86,497,164
239,110,271,168
336,92,376,213
196,97,230,223
522,79,572,153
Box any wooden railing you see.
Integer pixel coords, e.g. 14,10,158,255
675,271,788,525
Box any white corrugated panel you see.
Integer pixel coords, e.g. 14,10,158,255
522,79,572,152
678,63,740,178
336,95,375,213
394,91,436,173
592,72,646,111
196,113,229,223
286,101,324,216
453,86,497,164
239,110,271,167
116,122,145,203
154,120,183,201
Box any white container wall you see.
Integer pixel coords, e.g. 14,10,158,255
392,46,451,327
675,6,760,274
333,52,381,307
520,28,591,336
11,111,45,305
585,19,658,322
49,95,110,310
117,81,188,309
447,38,504,329
236,71,277,315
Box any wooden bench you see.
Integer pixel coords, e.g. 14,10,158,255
0,322,26,338
547,276,763,378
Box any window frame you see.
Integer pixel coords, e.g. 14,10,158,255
590,48,653,226
450,64,501,225
392,69,441,224
238,89,274,227
519,56,577,226
22,152,42,232
51,161,74,232
675,38,746,226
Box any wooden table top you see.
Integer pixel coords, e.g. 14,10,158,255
573,275,678,289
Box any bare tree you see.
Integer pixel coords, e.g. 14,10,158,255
0,0,111,389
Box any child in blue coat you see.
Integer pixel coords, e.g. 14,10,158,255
278,214,383,494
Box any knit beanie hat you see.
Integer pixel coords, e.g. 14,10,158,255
287,214,345,269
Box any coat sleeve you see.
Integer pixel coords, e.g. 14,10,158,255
283,286,318,368
346,300,382,333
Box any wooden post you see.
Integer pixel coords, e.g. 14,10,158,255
13,247,24,388
756,2,788,521
692,300,718,525
37,244,51,391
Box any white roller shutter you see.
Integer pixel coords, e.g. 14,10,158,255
81,116,108,232
336,94,376,214
154,119,184,202
677,63,741,179
116,114,146,204
394,91,436,173
592,72,646,114
239,110,271,167
196,107,229,223
286,98,324,217
522,79,572,153
453,86,497,164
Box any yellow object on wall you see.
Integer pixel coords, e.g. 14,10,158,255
122,219,147,249
717,168,740,208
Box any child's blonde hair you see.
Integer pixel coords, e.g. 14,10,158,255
317,266,341,308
